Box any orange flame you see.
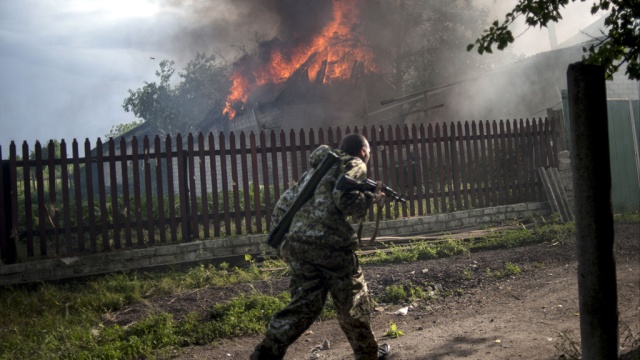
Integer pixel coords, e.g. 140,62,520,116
223,0,375,119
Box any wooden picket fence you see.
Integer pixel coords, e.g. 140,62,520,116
0,119,557,263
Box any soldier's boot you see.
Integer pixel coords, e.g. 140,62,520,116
378,343,391,359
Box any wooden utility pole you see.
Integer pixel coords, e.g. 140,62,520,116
567,62,618,359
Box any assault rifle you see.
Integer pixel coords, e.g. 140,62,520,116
335,175,407,203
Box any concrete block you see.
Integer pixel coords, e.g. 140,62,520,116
156,245,178,256
446,220,463,228
451,211,470,220
177,242,203,254
483,207,498,215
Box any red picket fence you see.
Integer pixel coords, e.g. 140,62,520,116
0,119,557,263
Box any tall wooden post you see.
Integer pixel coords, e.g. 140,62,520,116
567,62,618,359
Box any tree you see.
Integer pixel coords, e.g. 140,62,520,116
122,53,231,135
467,0,640,80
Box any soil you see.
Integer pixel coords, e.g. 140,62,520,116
111,223,640,360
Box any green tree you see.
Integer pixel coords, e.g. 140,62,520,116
468,0,639,80
122,53,232,135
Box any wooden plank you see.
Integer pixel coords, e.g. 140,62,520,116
250,132,262,234
72,140,84,252
549,167,574,222
0,147,7,261
495,121,505,205
9,144,19,261
514,120,525,203
208,133,221,237
279,130,289,189
84,139,97,252
411,124,423,215
387,125,400,218
165,135,178,242
259,131,271,232
379,127,391,219
404,125,417,216
198,133,209,239
537,167,561,217
289,129,299,182
176,135,190,241
120,138,132,247
463,121,474,209
532,119,543,201
131,137,144,245
218,132,231,236
240,132,252,233
144,136,155,245
47,141,59,254
363,126,374,220
96,140,109,251
187,134,198,240
523,119,534,201
108,139,121,249
60,140,72,254
427,124,438,213
154,135,166,243
479,121,490,206
470,122,482,208
299,129,308,174
419,124,432,215
487,120,502,206
435,124,447,212
270,130,280,210
229,132,242,235
443,123,454,211
451,122,467,211
395,125,407,217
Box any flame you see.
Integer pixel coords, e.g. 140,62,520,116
223,0,375,119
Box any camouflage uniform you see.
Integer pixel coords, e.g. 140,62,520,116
253,145,379,360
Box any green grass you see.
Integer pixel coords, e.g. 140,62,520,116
0,218,575,360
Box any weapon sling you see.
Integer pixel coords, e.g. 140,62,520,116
266,151,340,249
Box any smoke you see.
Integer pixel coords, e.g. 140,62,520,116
159,0,334,64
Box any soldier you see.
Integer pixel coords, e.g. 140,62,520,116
251,133,391,360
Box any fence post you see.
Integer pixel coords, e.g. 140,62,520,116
1,160,17,264
182,153,191,241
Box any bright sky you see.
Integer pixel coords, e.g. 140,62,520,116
0,0,603,153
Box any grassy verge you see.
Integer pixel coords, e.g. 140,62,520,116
0,217,576,359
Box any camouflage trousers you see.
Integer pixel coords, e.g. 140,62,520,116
254,248,378,360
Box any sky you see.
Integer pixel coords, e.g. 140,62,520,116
0,0,603,153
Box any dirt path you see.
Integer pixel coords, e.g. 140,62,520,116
162,223,639,359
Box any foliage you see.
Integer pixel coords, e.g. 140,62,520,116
614,210,640,223
384,322,405,338
382,282,425,303
468,0,640,80
486,262,522,279
122,53,231,135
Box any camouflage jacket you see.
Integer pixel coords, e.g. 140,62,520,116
271,144,373,252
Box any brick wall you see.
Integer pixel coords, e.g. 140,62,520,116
0,202,550,286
